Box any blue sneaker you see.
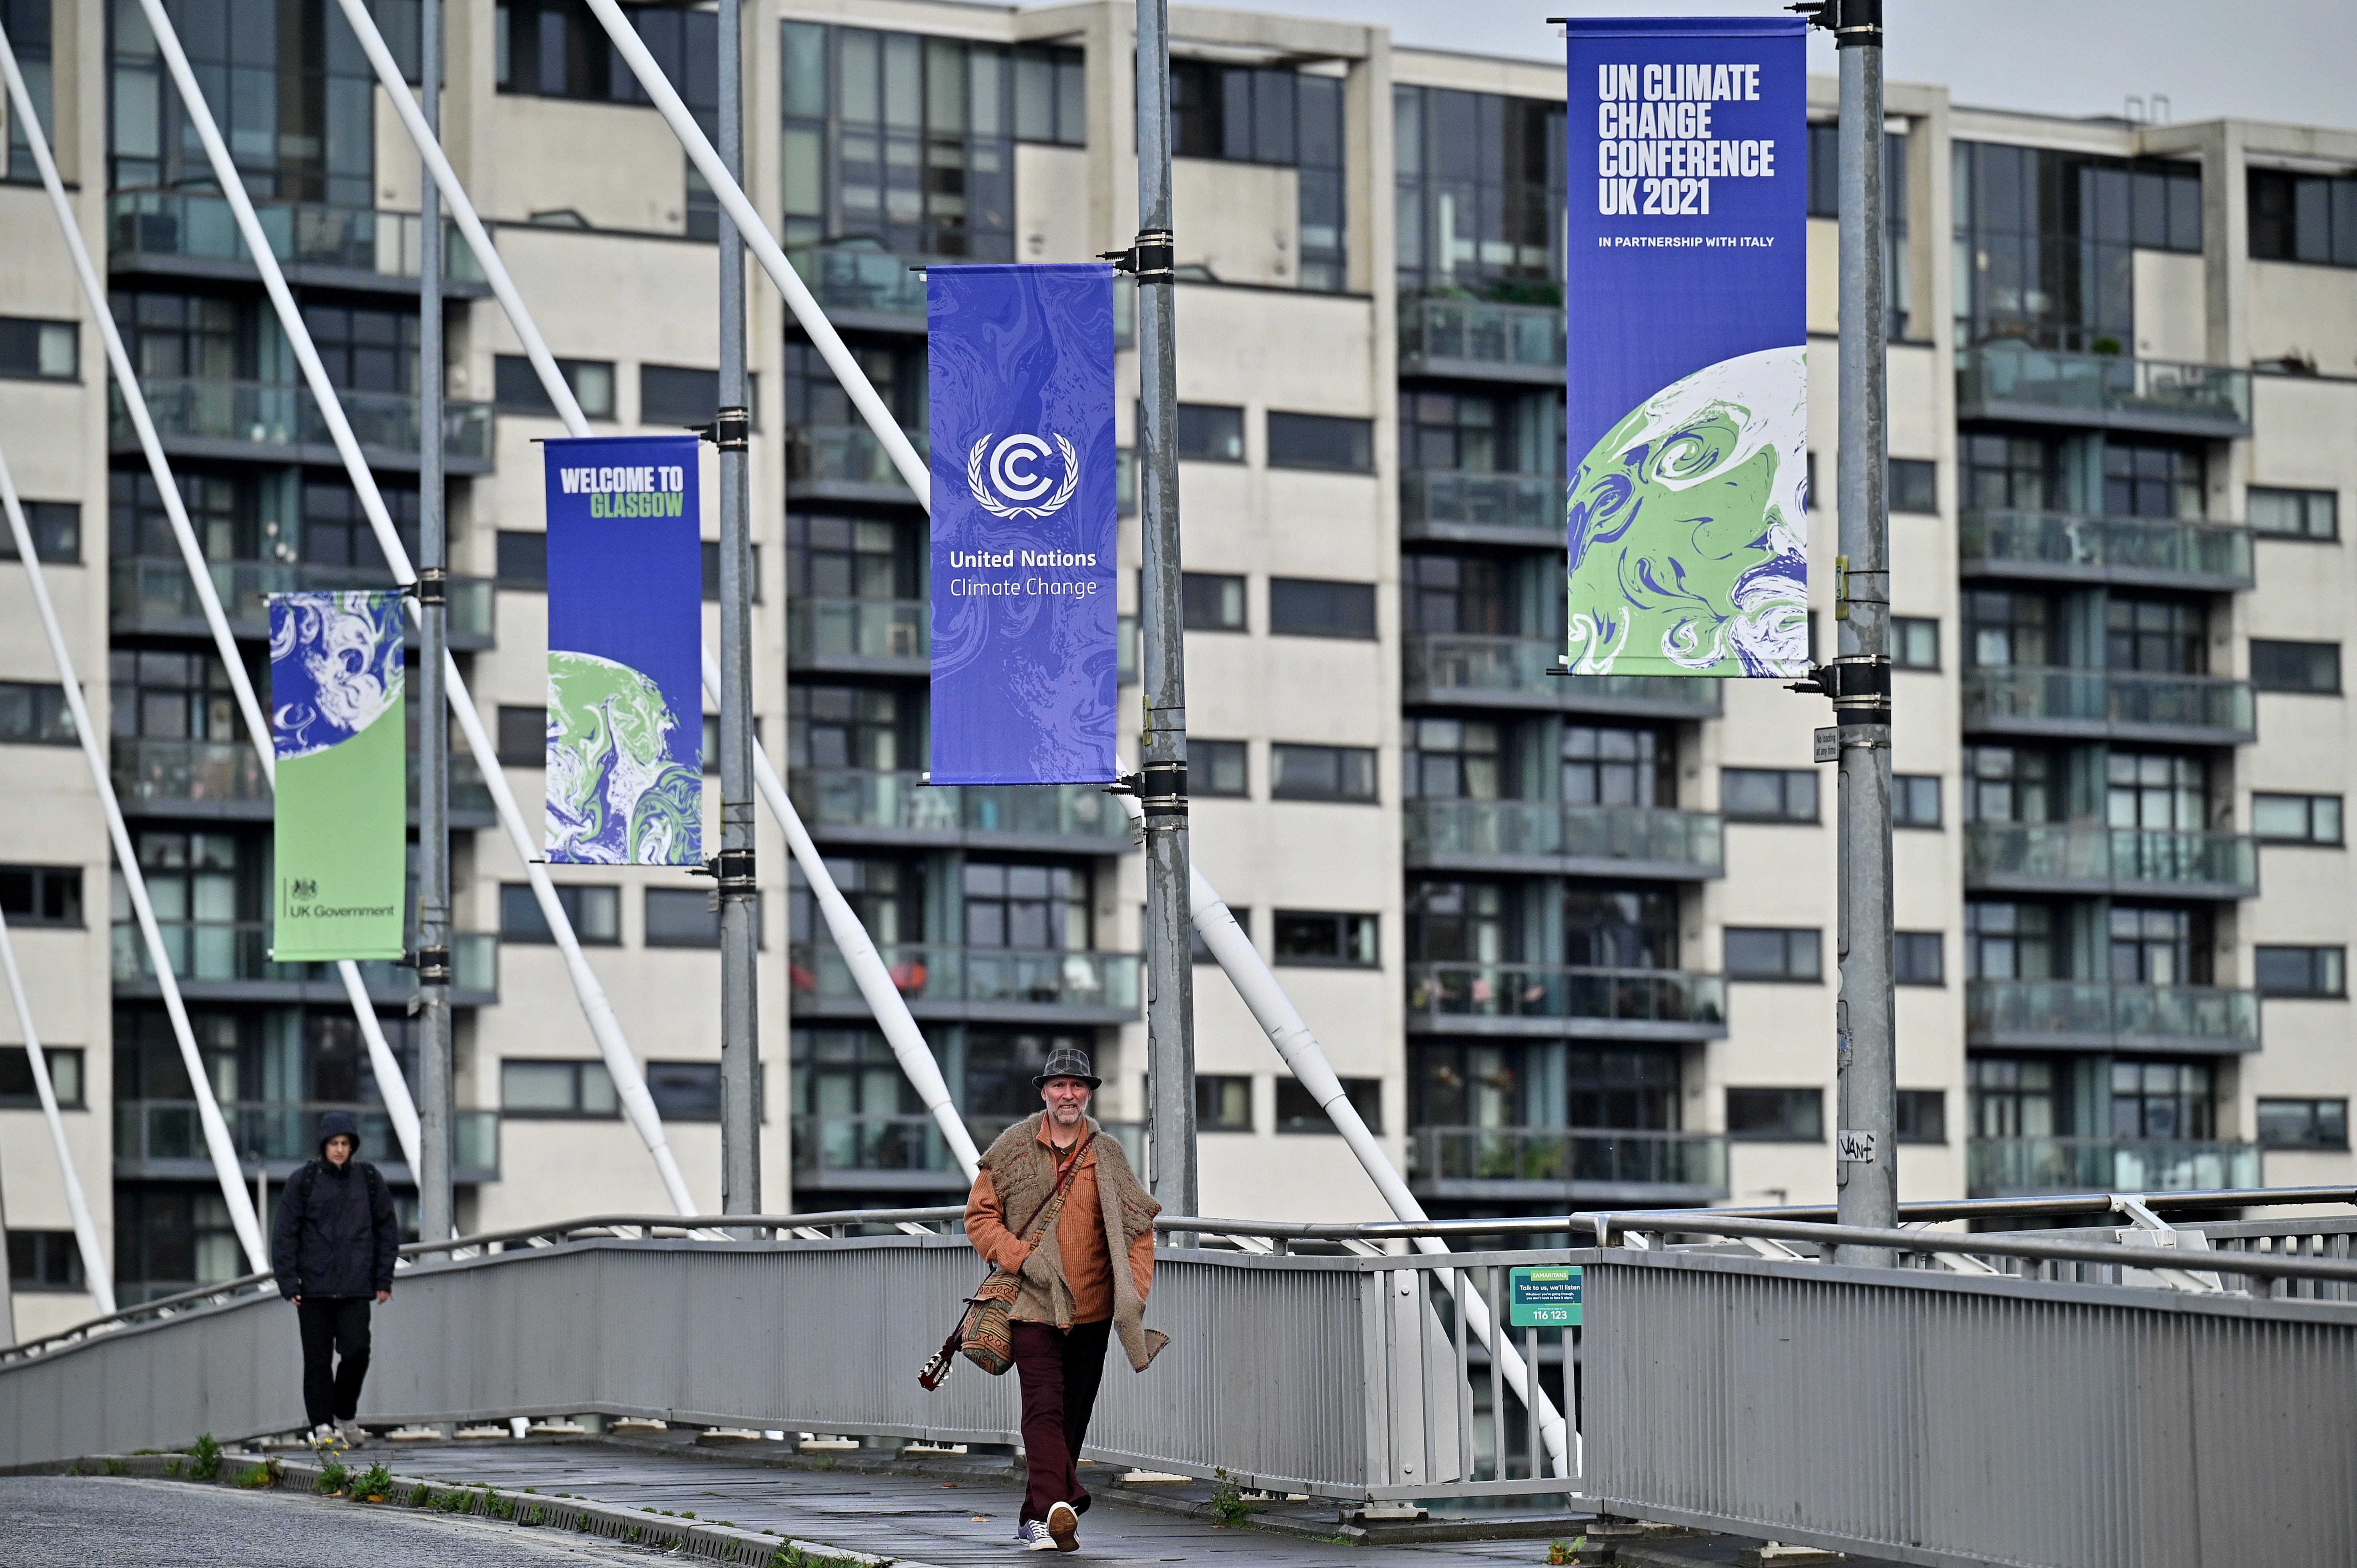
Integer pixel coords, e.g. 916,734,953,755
1016,1520,1057,1551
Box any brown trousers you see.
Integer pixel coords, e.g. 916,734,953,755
1010,1317,1111,1522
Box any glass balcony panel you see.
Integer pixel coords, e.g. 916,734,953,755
108,190,484,281
110,738,270,806
114,1099,498,1174
787,942,1139,1013
1405,962,1725,1026
1410,1127,1726,1191
1398,472,1563,535
1402,635,1724,714
1963,822,2256,892
1406,800,1722,872
788,597,928,661
786,769,1130,844
1398,296,1566,373
110,557,495,642
785,243,929,318
1956,345,2251,432
1960,668,2254,740
110,379,492,463
1958,510,2253,586
1964,978,2259,1048
786,423,928,489
1966,1135,2260,1197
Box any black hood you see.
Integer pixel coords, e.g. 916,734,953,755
317,1109,361,1159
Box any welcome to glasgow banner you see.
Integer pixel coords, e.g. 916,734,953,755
928,263,1119,785
1565,18,1808,678
270,591,406,961
544,433,704,864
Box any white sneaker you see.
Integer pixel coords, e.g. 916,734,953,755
309,1424,338,1447
1016,1520,1057,1551
1046,1500,1079,1552
337,1421,368,1448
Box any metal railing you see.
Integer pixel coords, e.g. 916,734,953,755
1402,634,1723,714
1408,1127,1727,1196
1398,295,1566,376
1956,343,2252,432
111,923,496,997
111,557,495,642
791,1113,1144,1184
784,242,929,319
1961,666,2256,740
786,423,927,491
1963,820,2258,895
115,1100,497,1177
105,736,490,816
1968,1135,2261,1198
1406,799,1723,874
109,379,493,464
1398,471,1563,535
786,596,926,664
1959,508,2254,587
108,189,487,282
786,769,1132,846
1405,961,1726,1033
787,942,1141,1016
1965,976,2261,1050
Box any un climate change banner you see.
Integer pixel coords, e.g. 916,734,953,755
928,263,1119,785
544,434,704,864
271,591,405,961
1566,18,1808,678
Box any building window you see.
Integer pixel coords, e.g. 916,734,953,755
0,499,80,563
1399,389,1561,477
1726,1087,1823,1141
2249,169,2357,269
1896,1089,1946,1144
700,541,763,603
790,684,915,771
1894,931,1945,986
2255,945,2346,999
1403,718,1500,801
1722,768,1819,823
3,0,54,182
963,862,1088,950
1394,84,1563,299
2102,439,2204,519
1725,927,1822,983
501,1058,619,1118
1270,744,1376,802
2107,595,2205,674
1010,44,1088,146
1182,572,1247,631
1407,880,1506,965
1272,910,1378,968
1192,740,1248,798
2251,639,2341,694
0,316,76,381
1167,403,1245,463
2247,486,2339,541
2256,1098,2350,1151
1402,553,1511,635
1563,888,1678,970
646,886,761,949
6,1232,83,1292
788,514,917,601
496,530,548,589
1892,617,1941,670
0,1045,83,1108
1894,774,1943,829
2253,793,2343,846
1196,1074,1252,1132
1266,412,1373,473
0,684,74,747
0,865,83,927
1890,458,1938,515
495,706,546,769
1276,1075,1381,1134
2111,1059,2214,1140
1559,725,1671,808
498,883,620,945
643,1060,763,1122
493,354,615,419
642,364,742,429
1268,577,1376,639
1169,61,1346,289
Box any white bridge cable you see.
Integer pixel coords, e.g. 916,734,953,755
0,18,424,1180
114,0,694,1215
330,0,979,1181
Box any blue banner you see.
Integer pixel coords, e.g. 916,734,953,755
543,433,704,864
1565,18,1809,678
928,263,1119,785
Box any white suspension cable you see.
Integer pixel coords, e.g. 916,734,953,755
329,0,975,1181
0,906,113,1315
117,0,692,1215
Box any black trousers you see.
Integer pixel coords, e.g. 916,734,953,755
1010,1317,1111,1522
296,1296,372,1428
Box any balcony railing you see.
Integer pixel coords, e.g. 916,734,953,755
116,1099,498,1177
1404,961,1726,1036
1956,345,2252,435
110,380,493,466
1406,1126,1727,1197
788,942,1140,1018
113,922,496,999
790,1113,1144,1186
1959,510,2254,589
1403,634,1724,716
1964,822,2258,898
787,597,926,667
1965,978,2261,1052
1961,668,2255,743
110,738,268,808
788,769,1132,848
108,190,486,284
1398,296,1566,381
783,245,1133,344
786,423,927,495
1967,1135,2260,1199
1398,471,1563,539
110,557,495,644
1406,800,1723,877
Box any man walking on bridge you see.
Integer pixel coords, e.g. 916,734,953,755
965,1046,1167,1552
269,1110,399,1447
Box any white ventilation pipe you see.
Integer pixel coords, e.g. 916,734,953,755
329,0,976,1180
116,0,693,1214
0,434,265,1271
0,23,423,1179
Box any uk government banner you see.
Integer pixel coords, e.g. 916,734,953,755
270,591,406,961
543,433,704,864
1565,18,1809,678
928,263,1119,785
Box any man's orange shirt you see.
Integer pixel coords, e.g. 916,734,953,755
965,1130,1153,1325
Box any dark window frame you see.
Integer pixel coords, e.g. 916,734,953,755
1893,773,1944,829
497,882,621,946
0,499,81,563
1890,457,1939,515
2255,1097,2350,1151
2252,792,2344,846
1896,1088,1946,1144
0,864,84,927
0,683,76,746
1894,930,1945,987
1266,411,1374,474
492,354,616,419
1893,616,1942,671
0,316,77,381
1271,909,1379,968
0,1045,84,1109
1192,738,1249,798
1276,1075,1382,1134
2254,944,2347,999
1722,768,1820,824
1725,926,1824,983
2251,639,2342,694
1182,572,1248,632
1269,742,1378,802
1196,1073,1253,1132
2247,486,2339,541
496,706,548,770
499,1057,621,1119
495,530,548,589
1725,1086,1825,1142
1268,577,1377,640
6,1231,84,1292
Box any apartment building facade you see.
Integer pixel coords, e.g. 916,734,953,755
2,0,2353,1331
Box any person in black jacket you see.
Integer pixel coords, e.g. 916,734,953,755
269,1110,400,1445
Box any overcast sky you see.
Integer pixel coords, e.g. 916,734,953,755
1179,0,2357,135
